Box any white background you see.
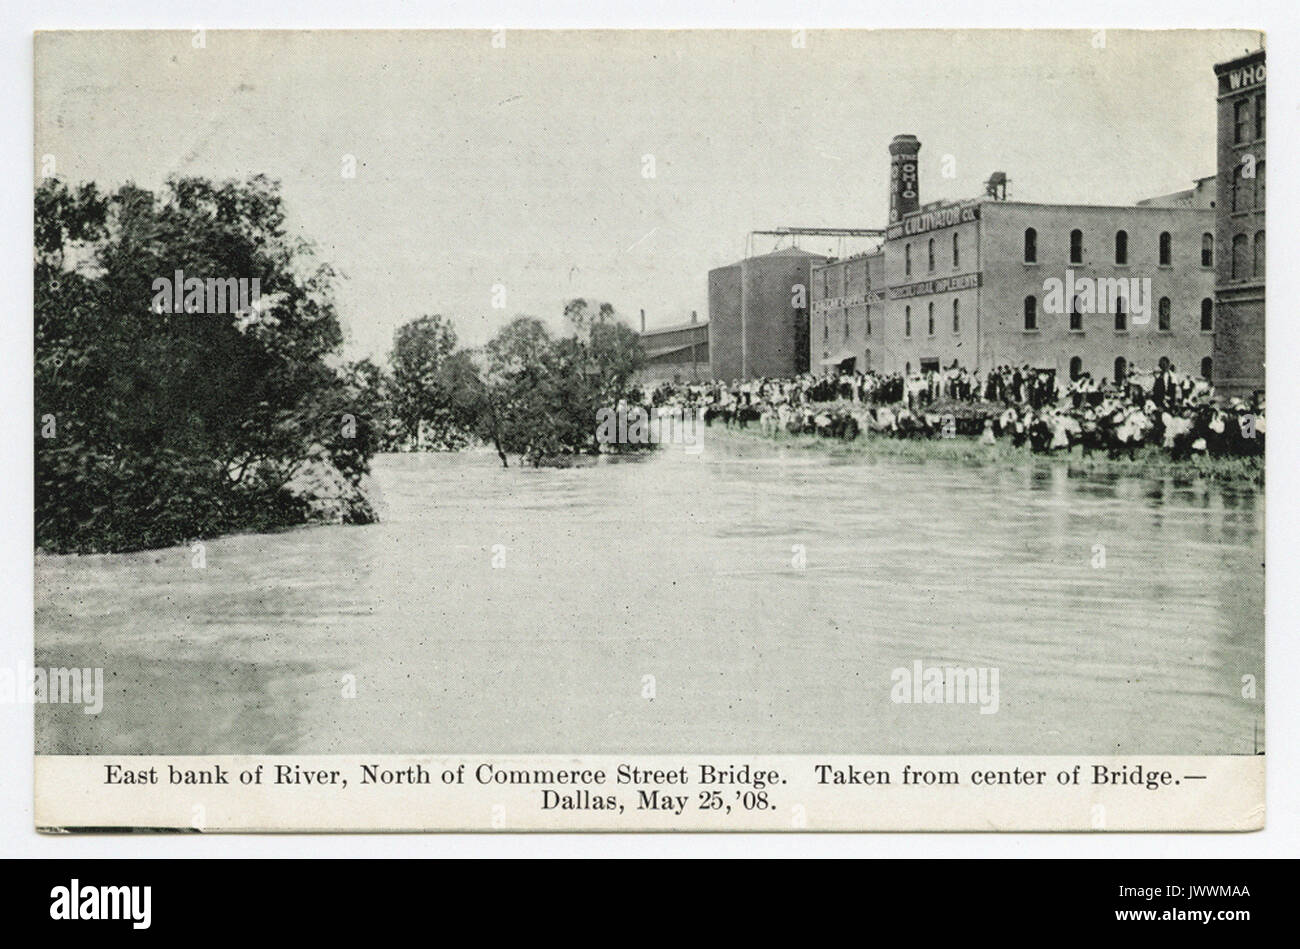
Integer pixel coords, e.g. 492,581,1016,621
3,0,1295,858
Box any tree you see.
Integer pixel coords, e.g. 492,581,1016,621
465,303,646,467
341,357,402,451
35,174,374,553
388,314,465,449
474,316,557,467
560,299,646,453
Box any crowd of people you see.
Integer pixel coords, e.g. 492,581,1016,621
633,363,1264,460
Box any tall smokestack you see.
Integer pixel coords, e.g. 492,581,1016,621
640,309,646,333
690,310,697,323
888,134,921,223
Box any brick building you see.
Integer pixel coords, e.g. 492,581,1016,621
634,314,709,385
1212,49,1266,399
810,139,1217,386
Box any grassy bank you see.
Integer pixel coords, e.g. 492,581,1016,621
708,424,1265,486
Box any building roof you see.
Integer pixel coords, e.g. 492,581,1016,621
758,246,830,257
981,199,1215,214
644,341,708,361
1136,176,1217,209
639,319,709,339
1214,47,1265,73
713,245,830,271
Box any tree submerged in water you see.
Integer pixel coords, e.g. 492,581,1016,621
383,300,645,467
473,300,645,467
35,175,380,554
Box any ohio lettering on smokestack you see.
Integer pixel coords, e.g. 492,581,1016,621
889,134,921,223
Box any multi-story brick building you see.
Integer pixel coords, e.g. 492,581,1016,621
810,139,1217,386
809,250,884,374
1212,48,1266,399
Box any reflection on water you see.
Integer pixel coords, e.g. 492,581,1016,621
35,443,1264,755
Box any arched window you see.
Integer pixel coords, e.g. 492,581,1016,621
952,232,960,269
928,238,935,272
952,298,960,334
1254,231,1265,278
1159,232,1171,266
1069,295,1082,332
1114,297,1127,332
1023,295,1037,331
1114,230,1128,265
1024,228,1037,264
1070,229,1083,264
1232,165,1246,212
1256,161,1265,208
1234,98,1250,144
1201,356,1213,379
904,305,912,337
905,244,912,277
1114,356,1128,383
1069,356,1083,380
1201,298,1213,332
1201,232,1214,267
927,301,935,336
1232,233,1248,280
1158,296,1171,331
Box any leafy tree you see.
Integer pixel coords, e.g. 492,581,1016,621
465,303,645,467
35,175,374,553
473,316,557,466
560,299,645,452
388,314,467,449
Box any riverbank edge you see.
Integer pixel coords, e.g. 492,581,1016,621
702,424,1265,487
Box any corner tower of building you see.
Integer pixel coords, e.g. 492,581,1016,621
1212,48,1265,399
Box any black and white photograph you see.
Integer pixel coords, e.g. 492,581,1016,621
27,26,1267,832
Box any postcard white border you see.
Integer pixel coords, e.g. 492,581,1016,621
5,0,1298,858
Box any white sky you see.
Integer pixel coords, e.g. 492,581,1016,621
35,28,1260,360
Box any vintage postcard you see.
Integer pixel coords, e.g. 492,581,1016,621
31,29,1264,831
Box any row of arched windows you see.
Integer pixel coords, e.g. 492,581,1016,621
902,225,1223,278
1230,161,1265,213
822,305,876,341
900,299,963,338
1024,228,1215,267
903,232,963,277
1230,231,1266,281
1024,296,1215,332
827,295,1216,340
1069,356,1213,382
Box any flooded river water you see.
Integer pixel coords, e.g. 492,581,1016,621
35,442,1264,756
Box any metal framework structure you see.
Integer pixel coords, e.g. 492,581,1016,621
746,226,886,259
